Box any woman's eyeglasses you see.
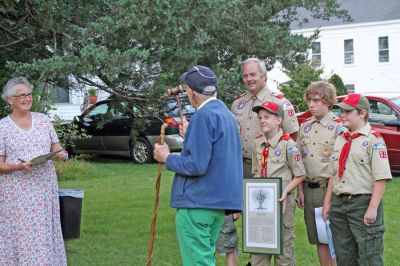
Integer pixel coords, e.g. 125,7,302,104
13,93,33,99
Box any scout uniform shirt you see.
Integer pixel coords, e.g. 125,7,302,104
298,111,342,182
251,129,305,188
231,86,299,159
330,123,392,195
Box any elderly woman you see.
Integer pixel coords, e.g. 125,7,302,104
0,77,67,265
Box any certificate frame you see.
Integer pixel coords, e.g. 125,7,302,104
242,177,283,254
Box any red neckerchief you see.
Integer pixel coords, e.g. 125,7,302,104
260,144,269,178
338,132,362,178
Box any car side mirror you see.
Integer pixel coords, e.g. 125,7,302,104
383,119,400,127
73,116,81,123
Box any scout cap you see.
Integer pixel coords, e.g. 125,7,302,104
252,101,284,118
179,65,217,95
335,93,370,111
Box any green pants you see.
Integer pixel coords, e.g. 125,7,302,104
175,208,225,266
330,194,385,266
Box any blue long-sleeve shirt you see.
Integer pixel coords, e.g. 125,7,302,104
166,99,243,212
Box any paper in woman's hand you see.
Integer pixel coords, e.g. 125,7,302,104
29,149,64,165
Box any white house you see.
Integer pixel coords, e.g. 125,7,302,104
286,0,400,93
48,79,109,121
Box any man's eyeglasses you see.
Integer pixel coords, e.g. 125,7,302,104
13,93,33,99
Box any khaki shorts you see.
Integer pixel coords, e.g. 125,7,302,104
303,181,327,244
216,215,238,254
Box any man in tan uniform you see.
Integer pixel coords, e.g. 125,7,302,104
217,58,299,266
231,58,299,177
297,81,341,266
323,94,392,266
251,101,305,266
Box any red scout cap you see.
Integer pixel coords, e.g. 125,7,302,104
335,93,370,111
252,101,284,118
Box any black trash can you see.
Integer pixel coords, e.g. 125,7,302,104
59,189,84,240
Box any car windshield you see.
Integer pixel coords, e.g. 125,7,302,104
165,101,196,117
390,98,400,109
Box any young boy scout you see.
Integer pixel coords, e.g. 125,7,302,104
297,81,341,266
323,93,392,266
251,101,305,266
218,58,299,266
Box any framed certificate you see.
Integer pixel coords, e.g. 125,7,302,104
242,178,283,254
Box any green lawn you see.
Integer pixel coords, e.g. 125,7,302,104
57,158,400,265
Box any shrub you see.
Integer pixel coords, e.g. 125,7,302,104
87,88,97,96
53,116,91,151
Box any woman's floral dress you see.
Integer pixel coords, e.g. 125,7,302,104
0,112,67,265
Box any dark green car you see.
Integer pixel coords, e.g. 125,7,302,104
70,97,195,163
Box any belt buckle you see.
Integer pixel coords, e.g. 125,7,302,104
308,181,320,189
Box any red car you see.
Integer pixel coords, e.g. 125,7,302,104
297,93,400,172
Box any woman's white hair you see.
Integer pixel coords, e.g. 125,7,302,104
2,77,33,101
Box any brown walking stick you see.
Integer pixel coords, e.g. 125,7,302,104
147,123,168,266
147,86,185,266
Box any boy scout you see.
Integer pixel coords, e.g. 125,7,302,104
323,94,392,266
251,101,305,266
217,58,299,266
297,81,341,266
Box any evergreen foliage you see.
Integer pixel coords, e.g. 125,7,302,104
0,0,349,110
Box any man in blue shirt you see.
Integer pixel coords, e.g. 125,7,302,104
154,65,243,266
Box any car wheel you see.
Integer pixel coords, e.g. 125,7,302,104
131,137,153,164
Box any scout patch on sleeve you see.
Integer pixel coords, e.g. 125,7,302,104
372,142,386,150
287,145,299,155
336,125,347,134
282,101,292,110
282,101,295,116
294,154,301,161
379,151,387,158
287,109,295,116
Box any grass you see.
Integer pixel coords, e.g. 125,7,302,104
56,157,400,265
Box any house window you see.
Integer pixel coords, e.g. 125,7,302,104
378,36,389,62
344,39,354,64
51,86,70,103
311,42,321,66
345,84,355,93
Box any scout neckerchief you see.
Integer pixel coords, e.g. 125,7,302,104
338,132,362,178
260,133,291,178
260,143,270,177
